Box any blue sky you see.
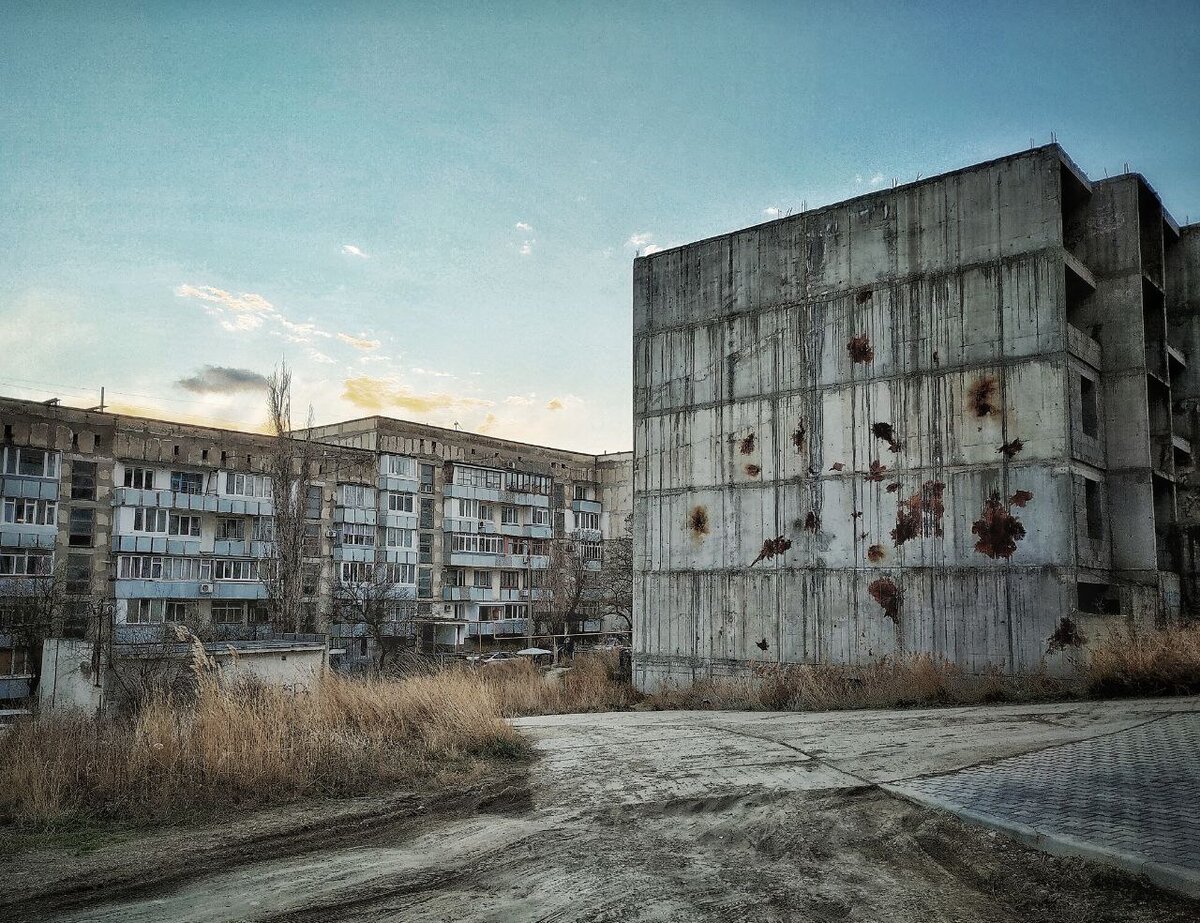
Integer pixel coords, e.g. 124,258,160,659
2,1,1198,453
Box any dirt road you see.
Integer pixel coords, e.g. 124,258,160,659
14,697,1200,922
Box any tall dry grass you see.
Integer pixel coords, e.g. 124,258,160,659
478,651,640,717
1086,622,1200,698
1,671,526,828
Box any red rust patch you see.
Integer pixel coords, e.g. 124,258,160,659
867,544,886,562
866,459,888,482
829,462,845,472
751,535,792,567
745,463,762,477
804,511,820,532
998,438,1024,458
792,422,806,453
847,334,874,363
871,422,902,453
1010,489,1033,508
739,433,756,455
689,506,710,538
886,481,902,493
868,577,901,623
968,376,999,417
891,481,946,547
971,494,1026,559
1048,616,1088,652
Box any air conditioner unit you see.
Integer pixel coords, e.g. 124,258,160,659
199,582,214,595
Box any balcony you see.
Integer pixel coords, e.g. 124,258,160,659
443,484,550,508
110,535,202,556
0,524,56,549
571,498,602,515
497,522,552,539
442,586,496,602
112,487,273,517
333,507,377,526
0,476,58,501
466,618,529,638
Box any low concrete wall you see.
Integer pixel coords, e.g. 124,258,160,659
39,639,103,714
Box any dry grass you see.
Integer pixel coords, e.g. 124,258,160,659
1,671,526,829
478,651,640,717
1086,622,1200,698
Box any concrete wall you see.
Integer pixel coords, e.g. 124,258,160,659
38,638,103,713
632,145,1185,690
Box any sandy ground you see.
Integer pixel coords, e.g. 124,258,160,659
10,697,1200,923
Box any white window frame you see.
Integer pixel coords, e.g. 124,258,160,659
388,492,414,513
133,508,169,533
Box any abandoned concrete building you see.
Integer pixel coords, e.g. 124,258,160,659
0,396,632,707
632,144,1200,690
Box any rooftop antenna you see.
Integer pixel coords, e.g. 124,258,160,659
1124,162,1129,174
87,386,106,413
453,421,460,431
1030,137,1035,149
1051,130,1057,143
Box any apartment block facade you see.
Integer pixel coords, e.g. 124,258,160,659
632,144,1200,690
0,398,632,697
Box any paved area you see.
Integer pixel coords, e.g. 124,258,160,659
889,711,1200,896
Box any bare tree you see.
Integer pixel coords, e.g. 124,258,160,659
330,563,418,670
0,568,63,693
531,538,593,641
595,514,633,635
263,363,318,634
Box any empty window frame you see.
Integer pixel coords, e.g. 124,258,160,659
1079,375,1099,438
453,465,501,490
170,471,204,495
1085,478,1104,541
71,461,97,500
212,602,246,624
68,507,94,546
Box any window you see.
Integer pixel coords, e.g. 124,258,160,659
68,508,94,546
253,517,275,542
576,511,599,531
417,566,433,598
501,506,520,525
340,561,373,583
302,521,320,556
302,563,321,596
419,531,433,563
3,448,59,479
164,557,205,580
532,507,549,526
72,461,97,500
419,498,434,529
505,470,551,495
385,562,415,585
473,569,491,588
214,559,256,581
579,541,603,561
66,553,90,595
1078,582,1120,615
388,492,414,513
128,599,165,624
305,485,323,519
339,523,375,547
0,550,51,576
420,463,437,493
171,471,204,495
453,465,502,490
225,472,271,498
574,484,589,501
1085,478,1104,540
216,518,244,541
2,498,56,526
0,647,31,677
450,533,502,554
1080,375,1099,438
124,467,154,489
457,498,479,519
478,503,493,521
500,570,520,589
212,602,246,624
383,455,416,478
119,556,163,579
133,507,168,533
169,513,202,537
339,483,374,508
386,527,414,548
445,568,463,587
165,600,191,622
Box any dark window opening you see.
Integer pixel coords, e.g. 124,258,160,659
1084,478,1103,541
1079,376,1099,438
68,508,94,547
72,461,97,501
1077,582,1120,615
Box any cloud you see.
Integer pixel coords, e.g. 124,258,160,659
546,398,564,411
341,244,369,258
175,284,275,316
641,244,664,255
514,221,533,232
177,282,334,346
176,366,269,395
342,376,490,415
869,173,885,186
477,413,500,434
412,367,453,378
308,349,336,364
627,233,654,247
519,240,533,256
762,206,782,218
337,332,381,351
505,395,535,407
106,401,268,434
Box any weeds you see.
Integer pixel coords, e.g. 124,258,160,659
1086,622,1200,698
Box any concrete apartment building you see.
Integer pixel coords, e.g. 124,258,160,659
0,396,632,702
632,144,1200,690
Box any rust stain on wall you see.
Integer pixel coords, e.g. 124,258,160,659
804,511,821,532
689,505,710,538
847,334,874,363
998,438,1024,458
1048,616,1088,652
792,422,806,452
871,422,902,452
751,535,792,566
744,463,762,477
829,462,845,472
868,577,901,623
867,544,886,562
972,493,1026,559
1010,489,1033,508
739,433,756,455
967,376,999,417
886,481,902,493
866,459,888,482
891,481,946,546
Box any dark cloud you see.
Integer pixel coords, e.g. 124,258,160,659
176,365,269,394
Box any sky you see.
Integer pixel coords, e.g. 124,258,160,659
2,1,1198,454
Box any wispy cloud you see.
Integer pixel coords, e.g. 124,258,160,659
342,376,491,415
627,233,654,247
412,367,453,378
176,365,269,395
514,221,533,232
546,398,564,411
308,349,336,364
762,206,782,219
641,244,664,255
177,283,332,344
519,240,533,256
341,244,369,258
337,332,381,351
869,172,885,186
